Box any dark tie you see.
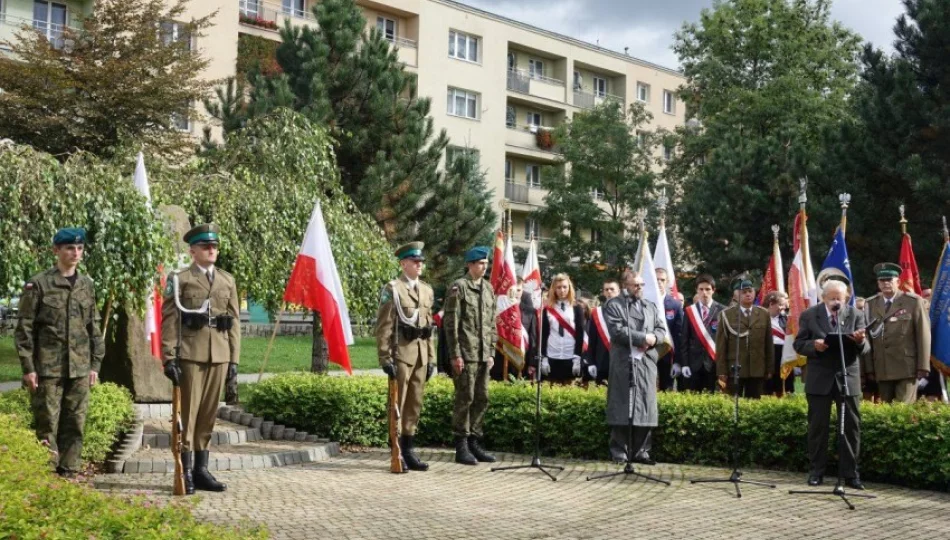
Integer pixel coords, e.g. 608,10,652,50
830,313,837,328
559,302,565,336
206,271,213,286
885,299,892,311
701,304,708,322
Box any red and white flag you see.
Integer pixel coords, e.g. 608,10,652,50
283,200,353,374
133,152,163,360
522,238,543,311
653,223,679,296
490,231,524,367
781,209,817,378
899,233,923,295
756,232,785,305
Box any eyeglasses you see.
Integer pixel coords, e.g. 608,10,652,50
629,283,645,288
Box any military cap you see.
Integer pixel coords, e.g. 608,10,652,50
464,246,490,263
53,227,86,246
395,241,425,261
184,223,220,245
731,274,755,291
874,262,901,279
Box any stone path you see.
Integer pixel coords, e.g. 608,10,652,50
95,449,950,540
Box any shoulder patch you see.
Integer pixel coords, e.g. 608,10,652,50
379,285,392,305
24,282,35,292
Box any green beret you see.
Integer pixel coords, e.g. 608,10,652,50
874,262,901,279
53,227,86,246
395,241,425,261
184,223,220,245
465,246,490,263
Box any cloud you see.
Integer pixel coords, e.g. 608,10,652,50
459,0,907,69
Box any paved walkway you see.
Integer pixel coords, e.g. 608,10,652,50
95,449,950,540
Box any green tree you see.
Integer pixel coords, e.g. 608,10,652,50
535,101,657,293
206,0,494,261
816,0,950,290
0,0,212,159
668,0,862,279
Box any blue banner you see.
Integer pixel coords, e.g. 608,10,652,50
819,227,856,305
930,242,950,375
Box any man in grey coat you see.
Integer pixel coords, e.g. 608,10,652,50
794,278,870,490
603,270,667,465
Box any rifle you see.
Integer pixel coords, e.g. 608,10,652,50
388,378,404,474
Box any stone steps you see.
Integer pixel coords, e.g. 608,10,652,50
120,439,340,474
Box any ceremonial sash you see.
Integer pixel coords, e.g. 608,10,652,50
685,303,716,360
591,307,611,351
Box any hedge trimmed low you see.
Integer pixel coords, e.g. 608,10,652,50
0,413,266,539
0,382,136,463
245,373,950,491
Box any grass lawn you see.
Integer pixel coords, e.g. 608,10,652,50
237,335,379,374
0,336,19,382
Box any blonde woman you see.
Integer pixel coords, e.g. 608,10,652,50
538,273,587,384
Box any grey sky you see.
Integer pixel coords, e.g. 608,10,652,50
459,0,907,69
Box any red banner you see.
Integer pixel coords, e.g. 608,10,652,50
899,233,923,295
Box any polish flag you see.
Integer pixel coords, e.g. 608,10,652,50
491,231,524,366
133,152,163,360
522,238,543,310
283,200,353,373
653,223,678,296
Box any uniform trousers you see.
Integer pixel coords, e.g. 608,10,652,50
395,353,428,436
32,376,89,470
452,361,490,438
180,360,228,451
877,378,917,404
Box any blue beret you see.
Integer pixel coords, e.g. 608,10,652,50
53,227,86,246
465,246,490,263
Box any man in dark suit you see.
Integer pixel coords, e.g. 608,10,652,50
678,274,725,393
655,268,684,391
794,278,870,489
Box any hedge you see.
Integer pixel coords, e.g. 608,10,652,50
245,373,950,492
0,382,136,463
0,413,266,539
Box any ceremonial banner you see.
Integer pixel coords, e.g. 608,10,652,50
929,241,950,378
490,231,525,370
818,227,856,305
781,210,817,378
756,233,785,305
132,152,163,360
653,224,679,296
899,233,923,295
636,229,672,356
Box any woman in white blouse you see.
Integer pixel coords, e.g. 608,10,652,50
539,273,587,385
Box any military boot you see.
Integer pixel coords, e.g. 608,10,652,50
181,451,195,495
400,435,429,471
454,436,478,465
193,450,227,492
468,436,496,463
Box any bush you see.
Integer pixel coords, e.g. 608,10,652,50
0,382,136,463
0,413,266,538
246,373,950,491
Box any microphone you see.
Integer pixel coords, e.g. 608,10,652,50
830,302,841,312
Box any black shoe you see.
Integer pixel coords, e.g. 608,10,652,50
844,477,865,490
400,435,429,472
181,451,195,495
632,452,656,466
55,466,76,478
193,450,227,492
454,436,478,465
467,436,496,463
807,474,823,487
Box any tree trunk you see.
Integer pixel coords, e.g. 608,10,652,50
311,310,328,374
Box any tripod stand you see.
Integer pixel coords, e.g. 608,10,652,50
491,306,563,481
587,292,669,485
691,307,776,497
789,307,876,510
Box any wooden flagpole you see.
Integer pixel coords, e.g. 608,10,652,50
258,303,286,383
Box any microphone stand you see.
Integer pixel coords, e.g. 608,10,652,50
587,292,669,485
789,304,876,510
691,305,776,497
491,302,563,481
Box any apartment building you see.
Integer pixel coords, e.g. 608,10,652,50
0,0,686,246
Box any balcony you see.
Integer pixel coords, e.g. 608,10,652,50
506,69,565,103
387,36,417,67
239,0,315,33
505,181,529,203
0,14,78,52
573,90,625,110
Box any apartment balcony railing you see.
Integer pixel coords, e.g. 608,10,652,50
0,14,77,50
506,68,565,102
505,123,559,154
573,90,625,110
505,181,529,204
239,0,316,30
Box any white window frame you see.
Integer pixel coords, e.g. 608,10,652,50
528,58,544,79
377,16,397,42
573,70,582,90
637,132,647,148
283,0,306,18
591,228,603,242
637,83,649,103
591,188,604,201
446,87,479,120
161,21,192,51
525,219,540,241
663,90,676,114
448,30,479,63
526,111,542,129
525,164,541,188
34,0,68,44
446,146,480,167
505,159,512,182
663,144,673,161
507,51,516,70
172,101,192,132
593,77,607,98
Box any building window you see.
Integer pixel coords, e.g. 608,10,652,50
637,132,647,148
446,146,480,167
526,111,542,128
573,71,582,90
172,101,191,132
507,51,516,70
663,90,676,114
526,164,541,188
241,0,261,17
506,105,516,128
283,0,306,18
591,188,604,201
591,228,603,242
449,30,478,62
34,1,67,46
528,58,544,79
446,87,479,120
505,159,512,182
377,16,397,42
525,219,540,241
593,77,607,97
161,21,192,51
637,83,649,103
663,144,673,161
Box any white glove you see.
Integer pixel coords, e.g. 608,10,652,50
794,367,802,376
918,377,929,390
681,366,692,379
572,355,581,376
588,365,598,379
541,358,551,376
671,363,682,378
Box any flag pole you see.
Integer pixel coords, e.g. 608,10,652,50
500,202,511,381
941,217,949,403
838,192,851,235
258,302,286,383
899,204,908,236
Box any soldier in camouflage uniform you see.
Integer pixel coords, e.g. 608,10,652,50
443,246,497,465
15,227,105,477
